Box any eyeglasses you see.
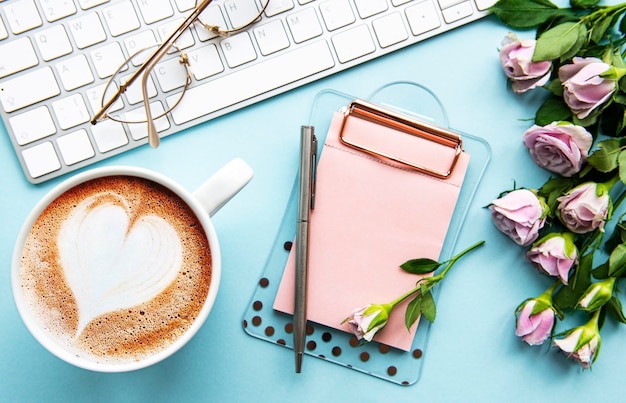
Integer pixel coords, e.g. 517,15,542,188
90,0,270,148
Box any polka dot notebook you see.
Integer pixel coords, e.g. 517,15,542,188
242,83,491,385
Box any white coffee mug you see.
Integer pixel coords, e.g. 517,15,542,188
11,158,253,372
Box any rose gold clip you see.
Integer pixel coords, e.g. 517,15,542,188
338,100,463,179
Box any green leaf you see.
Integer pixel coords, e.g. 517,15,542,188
535,96,572,125
607,296,626,324
587,139,622,172
489,0,570,28
420,290,437,323
405,294,422,330
609,243,626,277
619,150,626,184
570,0,601,8
545,78,564,96
554,250,593,309
560,23,587,61
400,258,441,274
592,261,609,279
590,16,614,44
533,22,581,61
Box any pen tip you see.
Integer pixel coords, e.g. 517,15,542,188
295,352,303,373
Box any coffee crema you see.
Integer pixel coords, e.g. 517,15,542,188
19,175,212,365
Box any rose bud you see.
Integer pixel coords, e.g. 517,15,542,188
489,189,548,246
526,233,578,284
515,299,556,345
578,277,615,311
559,57,616,119
343,303,391,342
522,122,593,177
499,32,552,93
553,312,601,369
557,182,611,234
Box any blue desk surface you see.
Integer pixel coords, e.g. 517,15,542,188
2,13,624,402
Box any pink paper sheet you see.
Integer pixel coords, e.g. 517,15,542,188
274,112,470,351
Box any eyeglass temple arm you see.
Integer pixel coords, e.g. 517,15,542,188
90,0,213,125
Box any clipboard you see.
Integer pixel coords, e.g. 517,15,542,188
242,82,491,385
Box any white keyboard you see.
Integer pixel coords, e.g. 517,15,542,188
0,0,494,184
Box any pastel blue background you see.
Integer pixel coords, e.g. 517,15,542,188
1,10,624,403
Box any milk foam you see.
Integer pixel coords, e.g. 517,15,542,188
58,192,183,336
19,176,212,365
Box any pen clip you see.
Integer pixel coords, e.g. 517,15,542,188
310,134,317,210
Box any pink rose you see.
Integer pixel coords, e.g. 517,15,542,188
526,233,578,284
559,57,616,119
554,324,601,369
557,182,610,234
490,189,547,246
523,122,593,177
343,303,391,342
515,299,555,345
499,33,552,93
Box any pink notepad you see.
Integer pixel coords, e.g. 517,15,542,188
274,109,470,351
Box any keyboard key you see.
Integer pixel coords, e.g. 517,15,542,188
224,0,261,29
475,0,497,10
91,119,128,152
159,18,195,49
265,0,294,17
68,12,107,49
354,0,388,18
441,1,473,23
167,40,335,124
86,82,124,114
22,141,61,178
125,102,170,140
78,0,110,10
0,67,61,112
4,0,42,34
124,31,158,64
372,12,409,48
34,25,73,61
154,55,191,91
40,0,77,22
137,0,174,24
254,20,290,55
332,24,376,63
9,106,56,145
57,129,95,165
437,0,466,8
52,93,90,129
319,0,356,31
174,0,196,12
0,18,7,39
56,54,95,90
220,32,257,68
405,1,441,36
90,42,127,78
120,72,157,104
188,45,224,80
286,7,323,43
102,0,141,36
196,6,228,40
0,37,38,79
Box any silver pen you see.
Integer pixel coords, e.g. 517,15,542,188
294,125,317,373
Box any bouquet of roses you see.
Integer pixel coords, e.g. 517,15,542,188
489,0,626,368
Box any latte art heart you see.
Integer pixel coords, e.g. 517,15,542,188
58,192,183,336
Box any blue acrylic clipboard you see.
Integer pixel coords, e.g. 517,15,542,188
242,82,491,385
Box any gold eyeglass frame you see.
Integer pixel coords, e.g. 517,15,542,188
90,0,270,148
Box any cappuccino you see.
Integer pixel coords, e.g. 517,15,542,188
18,175,212,365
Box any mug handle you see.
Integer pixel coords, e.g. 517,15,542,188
193,158,254,217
